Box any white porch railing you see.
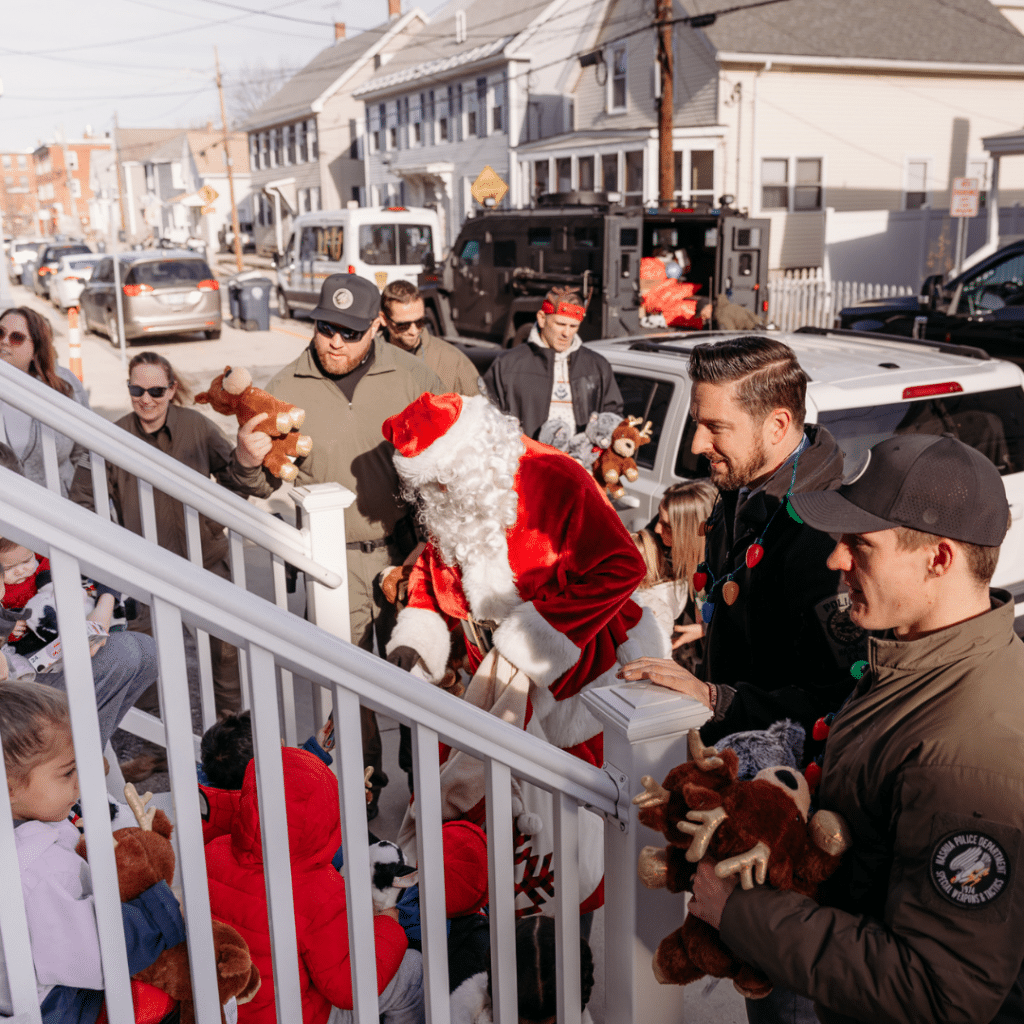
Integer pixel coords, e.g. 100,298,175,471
0,468,633,1024
0,358,349,744
767,269,915,332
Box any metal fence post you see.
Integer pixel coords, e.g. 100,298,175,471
584,682,712,1024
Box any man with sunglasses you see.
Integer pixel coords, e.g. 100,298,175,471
379,280,479,396
230,273,443,816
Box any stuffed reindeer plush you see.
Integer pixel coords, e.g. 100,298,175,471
77,785,261,1024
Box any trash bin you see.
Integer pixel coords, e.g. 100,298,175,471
227,279,243,327
236,276,272,332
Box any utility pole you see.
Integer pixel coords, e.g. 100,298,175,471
214,47,244,274
656,0,674,208
112,112,128,246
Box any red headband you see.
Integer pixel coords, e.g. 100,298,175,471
541,299,586,322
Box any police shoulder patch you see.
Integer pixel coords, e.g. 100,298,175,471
930,830,1010,907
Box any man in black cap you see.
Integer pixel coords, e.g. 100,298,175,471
687,433,1024,1024
229,273,443,815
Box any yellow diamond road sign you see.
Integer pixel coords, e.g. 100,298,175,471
198,184,219,205
471,166,508,207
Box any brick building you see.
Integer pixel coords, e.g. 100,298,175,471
0,152,39,238
33,136,113,236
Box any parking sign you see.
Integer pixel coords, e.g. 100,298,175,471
950,177,980,218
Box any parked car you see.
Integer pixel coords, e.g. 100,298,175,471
8,239,45,280
80,251,222,343
32,242,92,298
49,254,106,311
578,326,1024,627
275,206,443,320
837,239,1024,365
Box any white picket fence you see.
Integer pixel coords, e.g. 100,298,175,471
767,269,915,332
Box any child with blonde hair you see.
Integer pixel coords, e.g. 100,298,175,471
0,680,185,1024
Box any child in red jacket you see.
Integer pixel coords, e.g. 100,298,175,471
204,747,423,1024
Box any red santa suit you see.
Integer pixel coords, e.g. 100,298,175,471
383,392,669,770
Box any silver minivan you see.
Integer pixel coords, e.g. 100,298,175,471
276,207,442,319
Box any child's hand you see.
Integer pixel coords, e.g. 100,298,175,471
317,713,335,752
672,623,705,649
10,620,27,639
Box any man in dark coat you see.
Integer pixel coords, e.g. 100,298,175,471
482,286,623,439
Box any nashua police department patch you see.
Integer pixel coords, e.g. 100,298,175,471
930,830,1009,907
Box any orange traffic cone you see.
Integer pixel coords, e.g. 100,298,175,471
68,306,83,382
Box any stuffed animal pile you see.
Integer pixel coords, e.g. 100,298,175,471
195,366,312,481
77,784,260,1024
634,730,850,998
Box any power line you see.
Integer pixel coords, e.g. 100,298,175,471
195,0,335,26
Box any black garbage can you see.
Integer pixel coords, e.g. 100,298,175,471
227,279,243,326
237,277,272,332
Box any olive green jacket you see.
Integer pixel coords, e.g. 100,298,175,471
378,329,480,397
226,337,442,543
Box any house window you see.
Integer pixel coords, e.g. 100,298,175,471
557,157,572,192
492,77,505,133
17,154,26,169
690,150,714,203
602,153,618,192
286,124,296,165
273,128,283,167
476,77,487,138
19,176,28,189
905,159,929,210
794,158,822,210
534,159,549,198
1,155,10,168
308,119,319,160
468,110,477,137
297,121,307,163
249,135,259,170
761,158,788,210
439,116,449,141
144,163,155,191
426,90,435,145
66,151,78,171
579,156,594,191
4,175,13,188
413,122,422,145
610,46,627,111
625,150,644,204
390,126,398,150
261,132,270,168
455,83,464,141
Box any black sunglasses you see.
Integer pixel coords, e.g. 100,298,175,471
388,317,427,332
128,384,169,398
316,319,364,341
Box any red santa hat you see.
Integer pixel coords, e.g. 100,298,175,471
383,392,499,484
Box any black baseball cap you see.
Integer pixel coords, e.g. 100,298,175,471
790,434,1009,547
310,273,381,331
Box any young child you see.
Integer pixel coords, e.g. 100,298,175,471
0,680,186,1024
630,528,687,642
196,710,334,844
450,914,595,1024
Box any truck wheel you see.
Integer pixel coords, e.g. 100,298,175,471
424,307,441,337
277,289,291,319
510,322,532,348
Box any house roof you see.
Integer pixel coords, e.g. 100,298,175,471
114,127,183,163
187,130,250,176
687,0,1024,66
241,12,425,132
355,0,563,95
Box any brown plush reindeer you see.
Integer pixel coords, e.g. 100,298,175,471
592,416,652,500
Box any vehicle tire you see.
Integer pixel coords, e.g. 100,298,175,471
510,322,532,348
107,315,122,347
424,306,441,337
277,289,291,319
205,329,221,340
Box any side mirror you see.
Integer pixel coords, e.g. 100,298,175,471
920,273,944,311
422,250,436,273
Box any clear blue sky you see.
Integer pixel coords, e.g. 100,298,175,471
0,0,449,152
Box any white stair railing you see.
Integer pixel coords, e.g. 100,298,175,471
0,358,347,741
0,468,630,1024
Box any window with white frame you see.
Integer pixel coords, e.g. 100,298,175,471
624,150,644,204
476,77,487,138
286,124,296,165
610,46,627,111
794,158,822,210
602,152,619,192
761,158,788,209
556,157,572,192
66,151,78,171
70,178,82,198
17,154,26,169
308,119,318,160
1,155,10,169
249,135,259,171
905,158,929,210
761,157,822,211
492,77,505,133
579,155,595,191
261,132,269,168
673,150,714,205
534,159,549,199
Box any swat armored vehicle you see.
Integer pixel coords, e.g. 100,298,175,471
418,192,769,346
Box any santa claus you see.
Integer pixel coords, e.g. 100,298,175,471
383,391,669,770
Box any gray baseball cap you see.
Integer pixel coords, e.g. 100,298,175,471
790,434,1009,547
310,273,381,331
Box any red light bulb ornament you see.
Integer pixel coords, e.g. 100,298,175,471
745,542,764,569
804,760,823,792
693,569,708,593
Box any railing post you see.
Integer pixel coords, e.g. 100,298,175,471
584,682,712,1024
291,483,355,722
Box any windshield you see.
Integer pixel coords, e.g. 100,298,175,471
68,259,99,272
125,260,212,287
44,245,90,262
817,387,1024,477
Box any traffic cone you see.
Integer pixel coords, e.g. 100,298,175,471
68,306,84,382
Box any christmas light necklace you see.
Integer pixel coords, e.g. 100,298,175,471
692,451,804,625
804,657,870,790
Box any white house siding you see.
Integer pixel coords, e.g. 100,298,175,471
717,61,1024,269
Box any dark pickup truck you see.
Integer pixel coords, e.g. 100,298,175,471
837,239,1024,366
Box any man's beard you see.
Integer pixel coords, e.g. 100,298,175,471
708,435,768,491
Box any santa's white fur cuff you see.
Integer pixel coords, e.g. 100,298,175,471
492,601,580,687
387,607,451,682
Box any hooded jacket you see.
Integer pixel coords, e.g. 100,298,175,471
204,748,408,1024
720,592,1024,1024
481,329,623,439
699,425,865,747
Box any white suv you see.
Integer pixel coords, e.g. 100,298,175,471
591,328,1024,625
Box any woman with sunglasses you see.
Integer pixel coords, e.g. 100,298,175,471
0,306,91,496
70,352,242,777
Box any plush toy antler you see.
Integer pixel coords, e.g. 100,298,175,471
125,782,157,831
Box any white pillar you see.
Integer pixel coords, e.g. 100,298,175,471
583,682,712,1024
988,153,1001,253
